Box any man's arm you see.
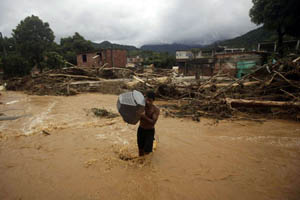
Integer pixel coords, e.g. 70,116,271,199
140,108,160,126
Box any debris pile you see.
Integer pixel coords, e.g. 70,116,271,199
5,63,180,96
6,67,129,95
4,56,300,120
154,56,300,120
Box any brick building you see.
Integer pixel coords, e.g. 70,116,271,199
77,49,127,68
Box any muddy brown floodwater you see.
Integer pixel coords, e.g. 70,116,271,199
0,91,300,200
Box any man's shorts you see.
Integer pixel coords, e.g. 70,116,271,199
137,127,155,153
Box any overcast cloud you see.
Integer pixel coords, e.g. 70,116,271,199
0,0,257,47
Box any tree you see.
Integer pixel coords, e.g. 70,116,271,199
12,15,55,71
0,32,8,57
42,51,68,69
249,0,300,56
142,51,175,68
60,32,95,64
2,53,32,78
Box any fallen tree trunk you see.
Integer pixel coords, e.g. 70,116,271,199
225,98,300,108
102,67,134,72
69,81,102,85
68,79,127,85
203,81,260,89
149,76,171,84
213,65,267,98
133,75,153,87
48,74,101,80
174,81,260,90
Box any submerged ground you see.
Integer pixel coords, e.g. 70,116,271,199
0,91,300,200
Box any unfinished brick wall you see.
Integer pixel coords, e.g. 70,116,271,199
77,52,100,67
102,49,127,68
77,49,127,68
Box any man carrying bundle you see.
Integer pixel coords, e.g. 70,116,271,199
137,91,160,156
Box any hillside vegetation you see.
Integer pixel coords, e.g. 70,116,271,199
140,27,296,54
91,41,137,51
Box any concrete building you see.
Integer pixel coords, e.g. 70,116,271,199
257,40,300,52
126,56,144,67
176,50,215,76
176,50,265,77
214,52,263,77
77,49,127,68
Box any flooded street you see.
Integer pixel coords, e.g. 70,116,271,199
0,91,300,200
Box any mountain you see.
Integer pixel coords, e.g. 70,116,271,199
91,27,293,55
91,41,138,51
140,27,279,54
210,27,277,50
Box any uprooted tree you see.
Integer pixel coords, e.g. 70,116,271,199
249,0,300,57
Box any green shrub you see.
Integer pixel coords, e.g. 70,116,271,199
43,51,67,69
2,54,32,78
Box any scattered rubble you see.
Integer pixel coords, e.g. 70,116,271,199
156,56,300,121
3,56,300,121
5,66,129,95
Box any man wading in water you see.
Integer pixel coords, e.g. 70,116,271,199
137,91,160,156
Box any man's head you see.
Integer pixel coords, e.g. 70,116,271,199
145,91,155,106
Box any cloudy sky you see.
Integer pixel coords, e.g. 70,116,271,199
0,0,257,47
